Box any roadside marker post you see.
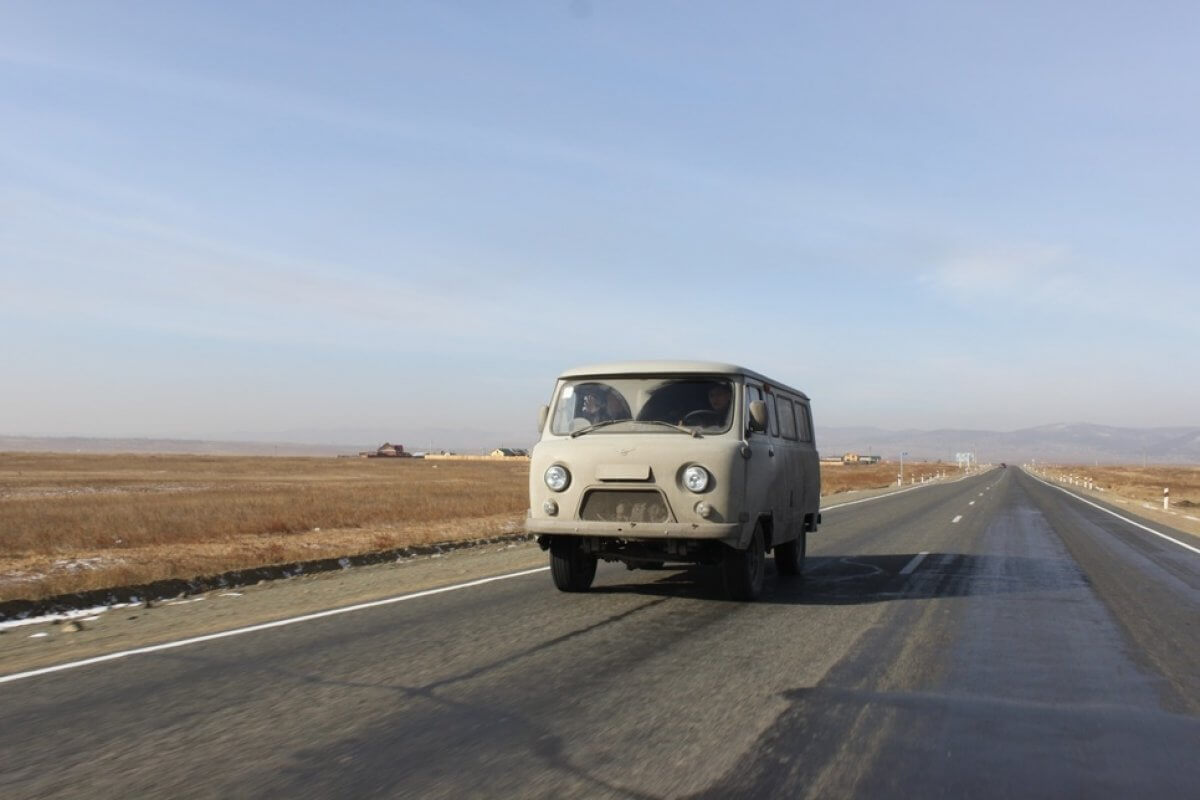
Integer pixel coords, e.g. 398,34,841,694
1164,488,1169,511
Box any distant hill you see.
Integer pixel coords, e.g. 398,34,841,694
818,424,1200,465
0,436,353,457
4,423,1198,464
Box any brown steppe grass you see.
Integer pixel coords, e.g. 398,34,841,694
819,461,951,495
0,453,527,602
0,453,954,602
1043,464,1200,507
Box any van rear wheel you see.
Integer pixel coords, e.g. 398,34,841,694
549,538,597,592
774,530,807,576
722,525,765,601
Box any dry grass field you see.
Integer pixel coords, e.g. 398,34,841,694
0,453,528,601
1,453,958,602
1043,464,1200,508
820,461,953,495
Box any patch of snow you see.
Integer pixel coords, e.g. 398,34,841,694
3,484,209,500
219,592,243,597
0,570,47,584
51,557,108,572
29,632,48,638
0,603,119,632
35,556,127,575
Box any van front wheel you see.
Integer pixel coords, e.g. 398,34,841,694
774,530,807,576
549,538,597,592
722,525,766,601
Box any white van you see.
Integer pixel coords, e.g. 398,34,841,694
526,361,820,600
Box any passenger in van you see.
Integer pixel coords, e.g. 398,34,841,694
580,391,606,424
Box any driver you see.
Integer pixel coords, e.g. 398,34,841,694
708,384,731,419
680,383,732,426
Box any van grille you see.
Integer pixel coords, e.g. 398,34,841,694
579,490,670,523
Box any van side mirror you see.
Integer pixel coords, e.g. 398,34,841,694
537,404,549,432
748,401,768,433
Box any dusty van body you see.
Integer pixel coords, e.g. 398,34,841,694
526,361,820,600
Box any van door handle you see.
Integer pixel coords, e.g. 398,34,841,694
768,448,775,457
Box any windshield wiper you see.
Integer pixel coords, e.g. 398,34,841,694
637,419,702,437
570,419,702,438
569,419,628,438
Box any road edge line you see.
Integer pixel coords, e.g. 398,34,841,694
0,566,551,686
1025,472,1200,556
822,469,985,512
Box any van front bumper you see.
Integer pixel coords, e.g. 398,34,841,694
525,517,743,544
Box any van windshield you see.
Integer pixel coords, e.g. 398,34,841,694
550,377,735,435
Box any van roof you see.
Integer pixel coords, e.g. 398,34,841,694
558,361,809,400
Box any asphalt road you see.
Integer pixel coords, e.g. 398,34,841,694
2,468,1198,798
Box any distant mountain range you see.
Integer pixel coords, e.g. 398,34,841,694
0,436,352,457
818,424,1200,465
2,423,1198,464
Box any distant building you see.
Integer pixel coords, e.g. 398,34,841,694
373,442,409,458
843,452,882,465
490,447,529,458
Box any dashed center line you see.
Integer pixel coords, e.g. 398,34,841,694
969,500,975,506
899,552,930,575
952,515,963,523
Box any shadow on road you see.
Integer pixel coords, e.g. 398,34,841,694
590,552,1088,605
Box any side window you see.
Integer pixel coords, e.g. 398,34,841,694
776,396,797,440
765,389,779,437
798,403,814,442
745,384,763,433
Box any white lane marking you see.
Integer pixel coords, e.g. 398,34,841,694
899,552,929,575
969,501,976,506
952,515,963,523
978,493,984,497
1028,473,1200,556
0,566,551,686
822,471,977,511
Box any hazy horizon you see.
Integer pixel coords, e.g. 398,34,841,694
3,2,1197,438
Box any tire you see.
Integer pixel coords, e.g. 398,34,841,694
774,530,807,576
722,524,766,601
549,538,597,592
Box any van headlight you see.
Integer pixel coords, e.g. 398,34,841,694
544,465,570,492
683,465,709,493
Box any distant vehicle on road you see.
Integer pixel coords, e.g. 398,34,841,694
526,361,820,600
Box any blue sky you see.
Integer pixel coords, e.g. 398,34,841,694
2,1,1197,445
